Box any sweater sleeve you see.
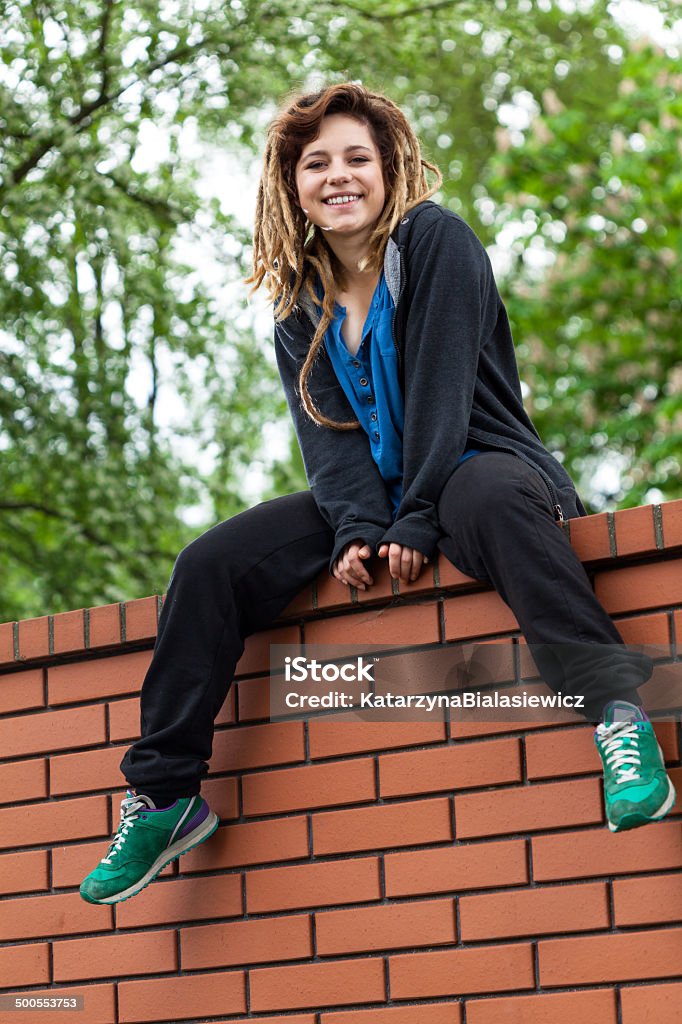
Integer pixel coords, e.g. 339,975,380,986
378,212,496,558
274,323,395,574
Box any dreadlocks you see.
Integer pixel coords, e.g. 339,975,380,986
246,82,443,430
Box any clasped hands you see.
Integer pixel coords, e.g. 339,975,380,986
332,539,429,591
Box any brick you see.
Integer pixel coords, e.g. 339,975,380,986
117,872,242,928
210,720,305,773
436,556,483,590
108,696,139,741
443,591,519,641
525,722,678,780
323,1005,461,1024
0,794,109,849
568,512,612,562
313,797,453,855
614,504,657,557
594,558,682,615
357,559,438,603
450,715,569,739
247,857,381,913
390,943,534,998
539,926,682,985
313,571,356,612
0,621,15,665
183,816,308,872
53,929,177,982
232,1019,314,1024
236,676,270,721
50,745,127,795
198,775,239,820
613,872,682,926
309,718,446,758
0,944,50,988
181,913,312,969
51,840,173,888
0,891,111,941
460,881,609,940
621,981,682,1024
0,757,47,803
316,897,455,955
0,849,49,895
52,609,86,655
455,777,603,838
88,603,122,649
278,583,315,616
532,820,682,880
466,987,617,1024
616,611,671,653
0,704,105,759
0,985,116,1024
250,958,385,1012
661,500,682,548
48,650,151,704
0,668,44,714
305,602,440,646
17,615,50,660
242,757,375,816
118,971,246,1022
123,595,158,641
379,736,521,797
236,624,301,676
385,838,528,897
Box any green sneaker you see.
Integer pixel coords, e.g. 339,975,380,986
80,790,219,904
595,701,676,833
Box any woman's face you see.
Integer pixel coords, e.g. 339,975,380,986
295,113,386,238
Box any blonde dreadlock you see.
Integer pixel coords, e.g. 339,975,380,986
245,82,443,430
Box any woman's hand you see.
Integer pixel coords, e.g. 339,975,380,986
333,541,374,590
377,542,429,583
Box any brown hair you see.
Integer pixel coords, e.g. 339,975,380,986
246,82,442,429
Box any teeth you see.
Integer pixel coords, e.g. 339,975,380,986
324,195,361,205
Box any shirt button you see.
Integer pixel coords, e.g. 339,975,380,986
374,431,380,440
359,377,368,387
352,360,360,368
367,396,375,405
370,412,377,421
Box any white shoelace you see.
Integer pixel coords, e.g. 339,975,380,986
596,720,642,784
100,794,150,864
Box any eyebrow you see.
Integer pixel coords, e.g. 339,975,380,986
301,145,373,160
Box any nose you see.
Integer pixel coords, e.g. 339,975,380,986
326,159,352,184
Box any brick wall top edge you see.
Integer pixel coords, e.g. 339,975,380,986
1,499,681,672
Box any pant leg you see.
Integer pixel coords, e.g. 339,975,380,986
119,491,334,801
436,453,652,721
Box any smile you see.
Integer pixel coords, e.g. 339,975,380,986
323,194,363,206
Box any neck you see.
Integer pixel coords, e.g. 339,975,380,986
323,230,377,289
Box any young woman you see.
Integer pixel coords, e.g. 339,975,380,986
80,82,675,906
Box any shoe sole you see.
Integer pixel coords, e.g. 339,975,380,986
608,777,677,833
80,810,220,905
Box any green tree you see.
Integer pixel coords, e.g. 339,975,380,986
485,40,682,509
1,0,675,618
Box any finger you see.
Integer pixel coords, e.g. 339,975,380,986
409,551,424,582
349,555,372,586
400,546,414,582
378,544,388,558
388,543,402,579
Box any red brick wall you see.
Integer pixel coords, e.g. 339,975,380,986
1,500,681,1024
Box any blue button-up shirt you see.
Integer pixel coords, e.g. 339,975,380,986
322,271,479,520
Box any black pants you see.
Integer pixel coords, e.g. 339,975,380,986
120,453,651,802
